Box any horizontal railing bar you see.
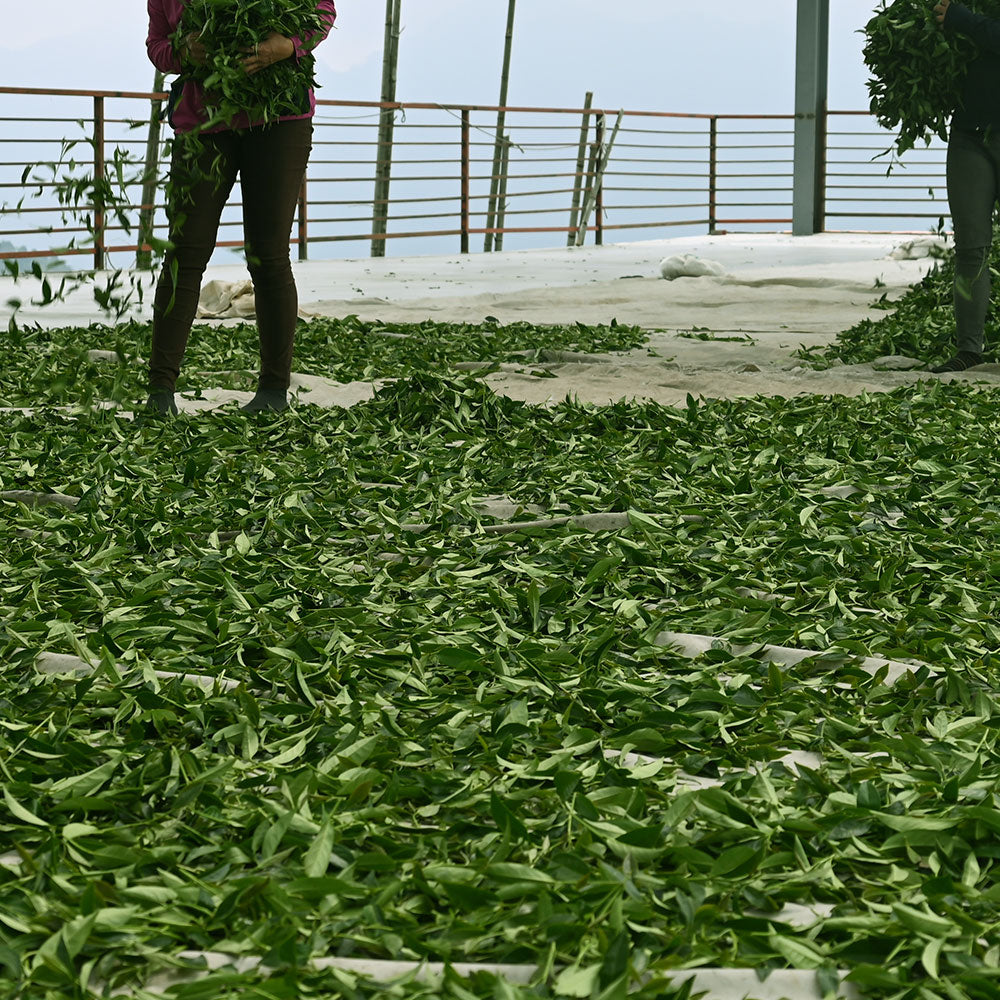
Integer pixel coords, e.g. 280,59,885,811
578,204,708,213
601,218,713,230
714,217,793,224
827,183,946,189
602,187,712,195
826,172,944,178
0,117,95,125
603,169,708,179
826,197,947,204
312,229,460,243
0,86,797,120
827,158,944,165
0,226,93,237
709,159,795,164
319,211,471,224
0,88,963,259
825,209,949,217
473,187,577,200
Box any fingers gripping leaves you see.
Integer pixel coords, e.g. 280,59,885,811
175,0,325,131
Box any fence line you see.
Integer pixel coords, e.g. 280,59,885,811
0,88,950,269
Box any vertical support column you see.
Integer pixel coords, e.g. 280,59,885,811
461,109,471,253
793,0,829,236
93,95,106,271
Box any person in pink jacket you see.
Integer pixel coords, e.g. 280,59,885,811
145,0,337,414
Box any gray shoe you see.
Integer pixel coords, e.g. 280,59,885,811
240,389,288,413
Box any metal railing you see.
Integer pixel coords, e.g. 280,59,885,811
0,87,950,269
825,110,949,230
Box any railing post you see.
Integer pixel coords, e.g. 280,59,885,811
297,176,309,261
708,116,718,236
93,95,105,271
818,107,828,232
461,109,471,253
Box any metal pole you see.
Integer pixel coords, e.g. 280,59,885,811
793,0,829,235
567,91,593,246
136,70,165,269
461,109,471,253
93,95,105,271
708,116,718,236
485,0,516,251
371,0,401,257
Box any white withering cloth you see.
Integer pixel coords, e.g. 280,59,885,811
197,279,256,318
196,279,317,320
888,237,949,261
659,254,727,279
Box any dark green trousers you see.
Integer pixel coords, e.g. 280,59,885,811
947,126,1000,356
149,118,313,393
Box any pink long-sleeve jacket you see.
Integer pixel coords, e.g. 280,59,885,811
146,0,337,133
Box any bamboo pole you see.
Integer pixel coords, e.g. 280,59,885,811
493,135,511,251
136,70,165,269
371,0,401,258
567,90,593,246
484,0,516,252
574,110,622,247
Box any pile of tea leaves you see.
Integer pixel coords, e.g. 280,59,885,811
174,0,326,128
4,319,1000,999
0,316,648,409
798,232,1000,367
863,0,1000,156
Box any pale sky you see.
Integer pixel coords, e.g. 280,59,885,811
0,1,880,114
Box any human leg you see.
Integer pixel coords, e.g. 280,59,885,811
147,133,239,393
940,128,998,365
237,120,313,396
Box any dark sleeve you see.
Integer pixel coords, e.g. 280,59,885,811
291,0,337,59
946,2,1000,56
147,0,184,74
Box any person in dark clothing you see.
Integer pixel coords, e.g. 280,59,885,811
144,0,336,415
931,0,1000,372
